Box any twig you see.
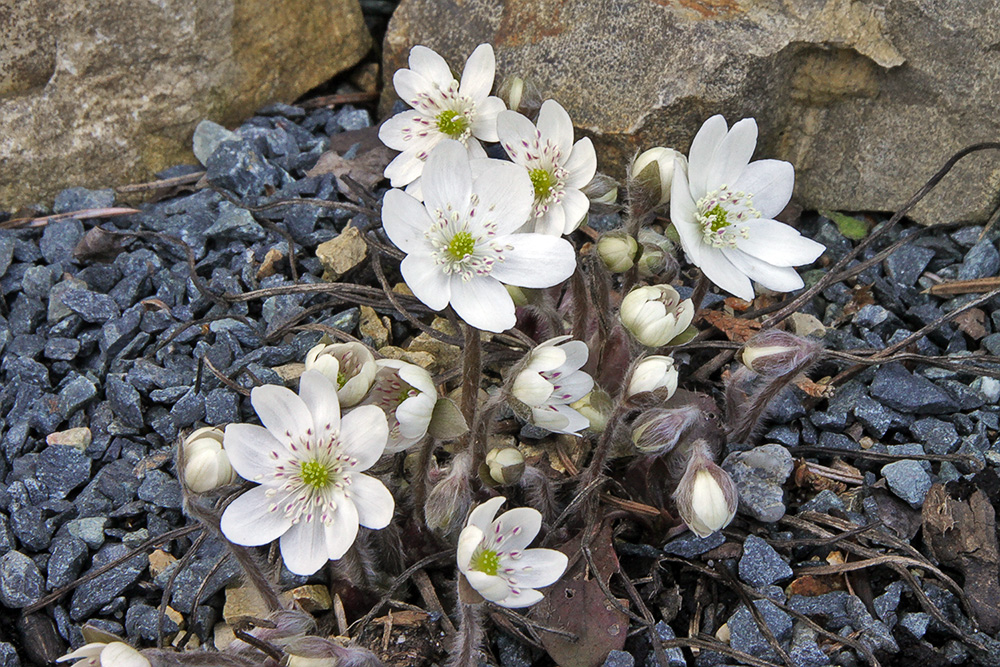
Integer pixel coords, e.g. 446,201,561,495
116,171,205,194
0,207,140,229
413,570,456,636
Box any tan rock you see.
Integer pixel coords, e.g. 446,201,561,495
406,317,461,375
46,427,92,450
287,584,333,612
1,0,370,208
359,305,391,348
148,549,177,579
213,622,236,651
316,226,369,281
272,362,306,384
384,0,1000,225
223,583,271,625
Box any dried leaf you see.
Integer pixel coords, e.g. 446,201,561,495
73,226,126,262
786,574,845,597
306,144,394,191
793,459,846,494
954,308,988,339
795,376,834,398
700,310,761,343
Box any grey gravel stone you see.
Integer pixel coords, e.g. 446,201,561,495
649,622,687,667
152,536,241,610
870,363,959,414
885,244,935,286
0,642,19,667
171,388,205,428
36,445,91,499
204,388,239,425
126,602,179,641
603,649,634,667
53,187,115,214
0,237,14,279
67,517,107,549
57,375,98,417
798,489,845,514
47,536,89,589
662,531,725,557
40,219,85,264
788,591,852,629
59,289,120,323
739,535,793,588
192,119,238,166
138,470,183,509
0,551,44,608
723,444,793,523
910,417,960,454
205,139,283,198
70,542,147,620
728,600,793,662
882,460,932,507
106,374,144,428
958,239,1000,280
789,625,831,667
972,376,1000,403
899,612,931,638
874,581,905,626
45,337,81,361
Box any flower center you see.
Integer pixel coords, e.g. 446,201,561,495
471,549,500,576
300,459,331,489
436,109,470,139
695,186,760,248
446,230,476,260
529,168,555,201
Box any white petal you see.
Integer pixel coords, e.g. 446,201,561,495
377,112,416,151
466,139,487,159
705,118,757,193
422,140,472,213
537,100,574,158
220,485,293,547
731,159,795,219
279,517,332,576
512,372,555,407
339,405,389,470
58,644,105,662
251,384,312,445
559,189,590,233
298,370,341,436
464,570,511,602
472,161,533,236
395,392,435,439
223,423,288,481
393,68,433,108
457,525,484,572
687,115,729,199
404,177,424,201
459,43,496,102
669,165,704,265
722,248,806,293
533,206,566,237
697,247,754,301
563,138,597,189
471,96,506,142
557,340,590,372
400,252,452,311
497,110,540,163
735,219,826,267
348,474,395,529
542,404,590,435
407,45,454,89
325,497,361,560
489,234,576,288
496,588,544,608
493,508,541,552
397,361,438,396
100,643,151,667
548,372,594,405
503,548,568,588
384,148,431,188
382,189,435,254
531,405,570,432
467,496,507,533
449,277,516,332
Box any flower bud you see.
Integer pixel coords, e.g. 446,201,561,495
484,447,526,485
632,147,687,207
739,329,822,377
182,426,235,493
673,450,738,538
569,388,612,433
424,452,473,535
627,355,678,398
305,342,377,407
619,285,695,348
636,229,676,279
581,172,619,206
498,75,542,118
597,231,638,273
631,406,699,454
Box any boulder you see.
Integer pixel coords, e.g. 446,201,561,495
1,0,370,209
383,0,1000,225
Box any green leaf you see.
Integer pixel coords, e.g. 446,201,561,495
666,324,698,346
427,397,469,440
821,210,870,240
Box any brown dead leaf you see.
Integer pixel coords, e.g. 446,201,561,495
786,574,846,597
795,376,834,398
700,310,761,343
954,308,988,340
831,284,874,327
73,226,127,262
723,296,753,312
307,144,395,192
793,459,846,493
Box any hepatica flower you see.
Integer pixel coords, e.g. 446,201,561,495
511,335,594,435
498,100,597,235
457,496,568,608
381,140,576,332
220,371,394,576
380,43,506,190
366,359,438,452
671,115,825,301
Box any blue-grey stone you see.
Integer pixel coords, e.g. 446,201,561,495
0,237,14,279
138,470,182,509
9,503,54,551
900,612,931,638
57,375,98,419
0,514,15,554
205,202,267,242
788,591,852,628
958,240,1000,280
798,489,845,514
0,642,19,667
0,551,44,608
192,120,238,166
40,219,84,264
874,581,904,626
21,265,58,299
152,536,241,610
882,460,932,507
885,244,935,287
36,445,91,499
170,388,205,428
853,394,908,438
59,289,120,323
66,517,107,549
789,626,831,667
910,417,959,454
662,531,725,557
728,600,793,661
334,105,372,131
45,337,81,361
739,535,793,588
47,536,89,589
723,445,793,523
126,602,179,641
649,622,687,667
204,388,239,425
938,379,986,411
70,542,147,620
604,649,634,667
972,377,1000,403
870,363,959,414
205,139,283,198
9,293,46,334
106,374,144,428
53,187,115,214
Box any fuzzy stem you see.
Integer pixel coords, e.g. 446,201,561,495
447,599,485,667
460,325,482,460
727,358,814,444
690,271,710,312
577,398,631,493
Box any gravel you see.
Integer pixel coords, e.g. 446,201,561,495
738,535,793,588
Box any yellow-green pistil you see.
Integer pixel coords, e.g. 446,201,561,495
300,460,330,489
446,231,476,260
436,110,470,138
471,549,500,575
705,204,729,232
337,371,348,388
529,168,554,200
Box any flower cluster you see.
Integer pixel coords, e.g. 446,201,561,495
511,335,594,435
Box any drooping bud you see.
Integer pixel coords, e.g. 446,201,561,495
597,231,639,273
631,405,700,454
636,229,677,279
569,388,613,433
673,448,738,538
632,147,687,208
498,75,542,119
739,329,823,377
424,451,473,535
304,342,377,407
581,172,620,208
619,285,695,348
483,447,526,486
182,426,235,493
627,355,679,399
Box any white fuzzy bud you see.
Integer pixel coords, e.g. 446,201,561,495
632,147,687,207
626,355,679,398
182,426,234,493
619,285,695,348
597,232,638,273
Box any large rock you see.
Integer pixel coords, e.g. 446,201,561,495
383,0,1000,225
1,0,370,209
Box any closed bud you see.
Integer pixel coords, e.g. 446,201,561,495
581,172,619,207
739,329,822,377
631,405,699,454
673,449,738,538
182,426,234,493
484,447,526,485
424,451,473,535
627,355,679,399
570,388,613,433
620,285,695,348
632,147,687,207
498,75,542,118
597,231,638,273
636,229,676,279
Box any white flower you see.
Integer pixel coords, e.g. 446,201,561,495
632,147,687,207
497,100,597,236
670,115,825,301
366,359,438,452
673,456,738,538
381,140,577,332
304,342,377,407
457,497,568,608
627,355,678,398
219,371,395,576
379,44,506,191
511,335,594,435
619,285,694,347
182,426,235,493
57,642,150,667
